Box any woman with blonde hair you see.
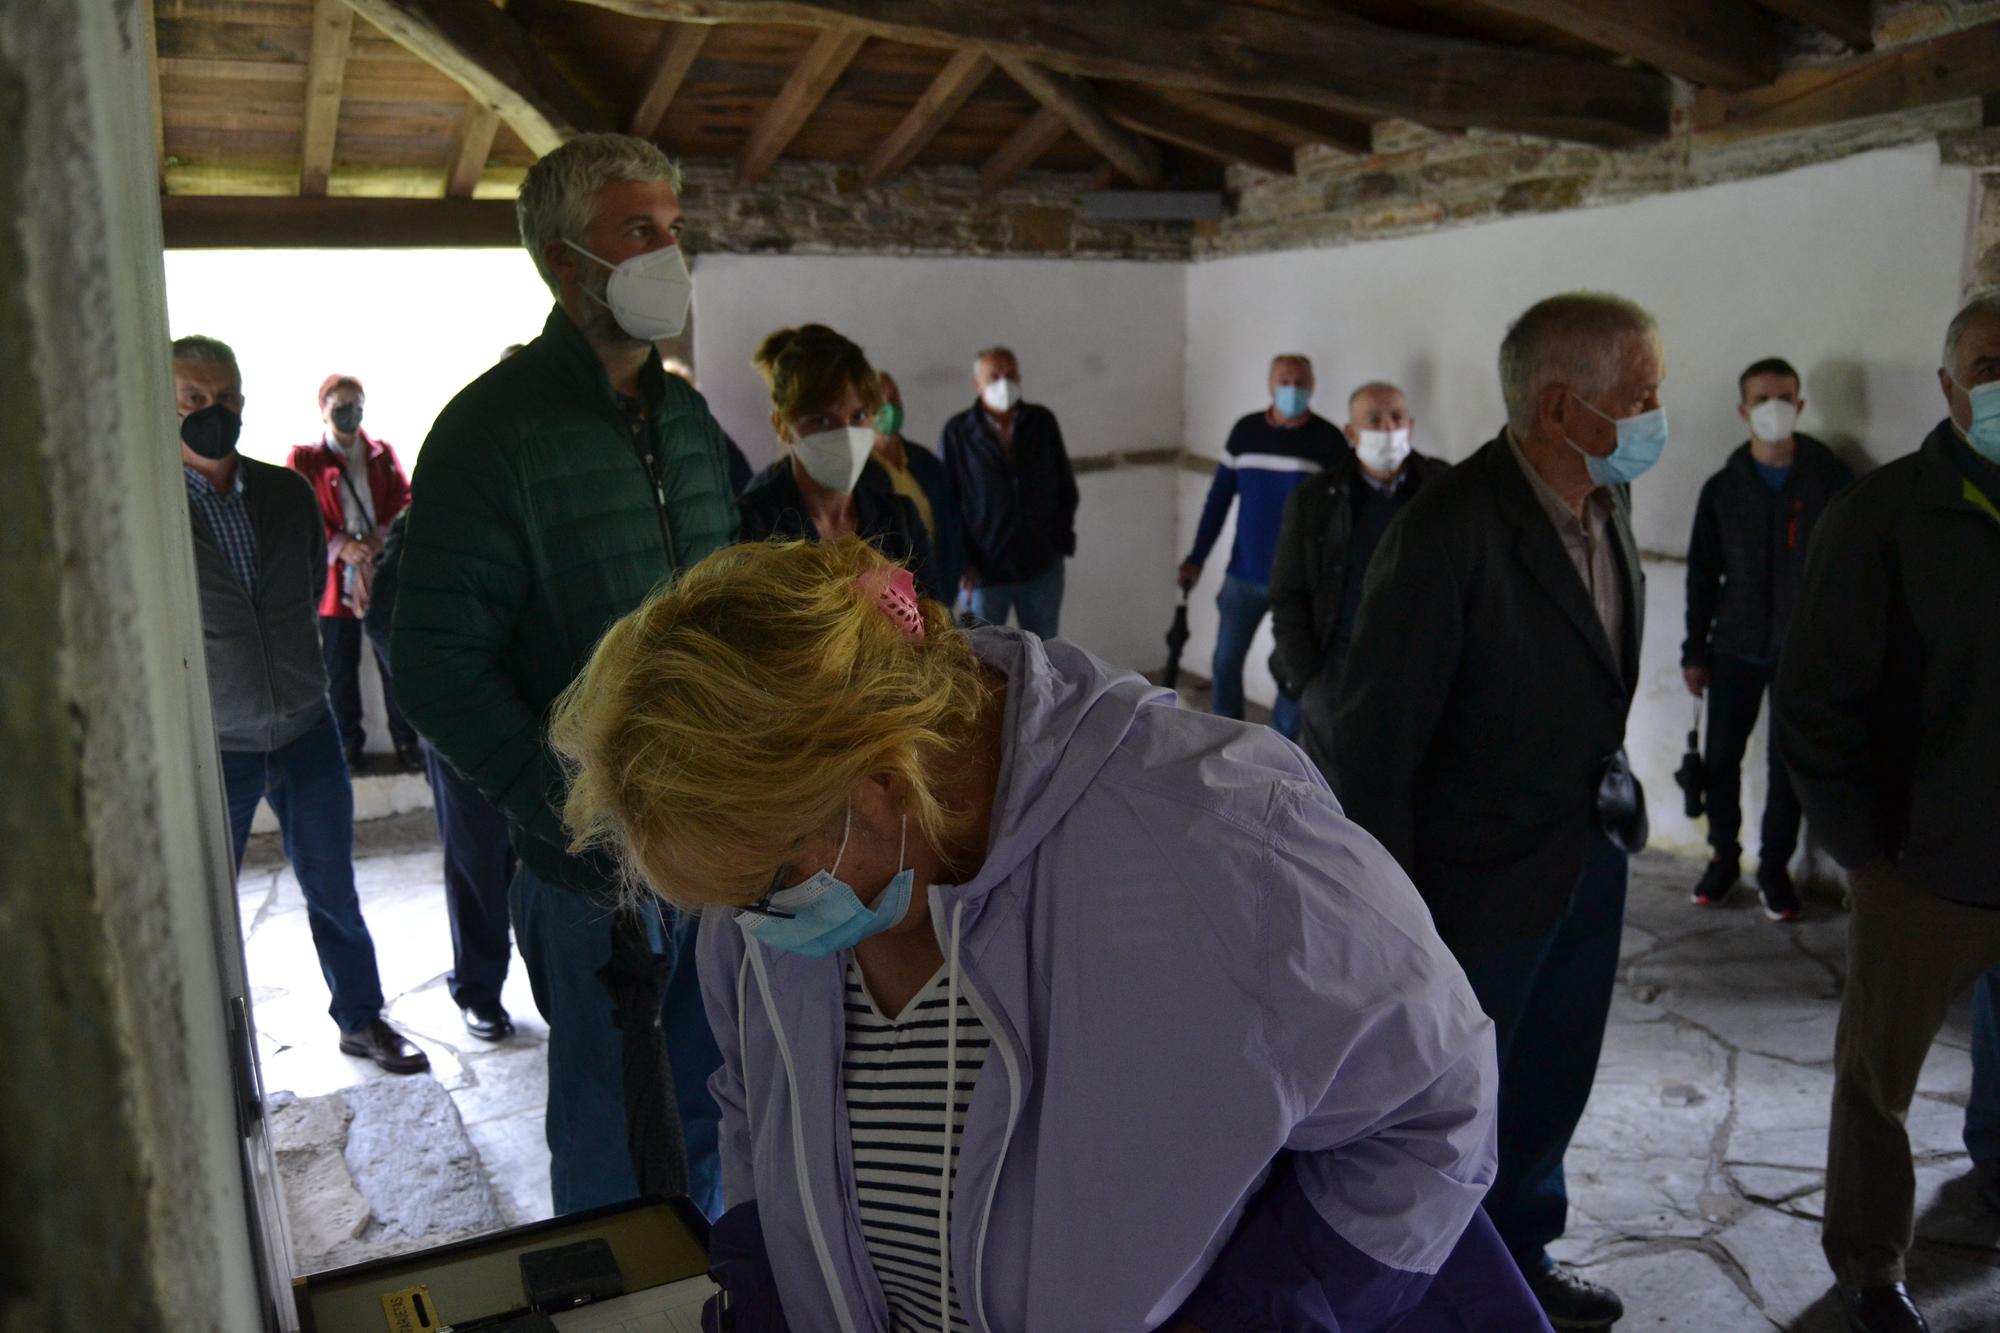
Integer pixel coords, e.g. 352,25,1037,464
552,538,1544,1331
738,323,935,595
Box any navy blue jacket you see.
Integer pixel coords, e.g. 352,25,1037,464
737,457,937,600
941,401,1080,587
894,437,963,603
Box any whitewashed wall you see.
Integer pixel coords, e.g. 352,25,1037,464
1183,142,1977,853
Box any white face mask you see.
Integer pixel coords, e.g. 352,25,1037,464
564,239,693,341
1355,426,1412,474
792,425,874,493
1747,398,1798,444
981,377,1021,413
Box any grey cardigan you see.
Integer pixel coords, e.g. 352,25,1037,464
188,456,331,752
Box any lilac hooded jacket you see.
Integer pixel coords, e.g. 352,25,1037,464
698,629,1546,1331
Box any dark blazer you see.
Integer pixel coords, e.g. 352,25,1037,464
738,457,938,600
1775,423,2000,908
1331,429,1644,949
1267,449,1452,772
1683,434,1853,667
940,401,1080,586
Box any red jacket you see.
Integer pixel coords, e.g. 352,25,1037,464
286,432,411,618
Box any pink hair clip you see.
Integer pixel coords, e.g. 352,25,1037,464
858,565,924,640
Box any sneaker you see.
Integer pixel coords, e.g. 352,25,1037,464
1691,858,1738,907
1525,1263,1624,1329
1756,863,1802,922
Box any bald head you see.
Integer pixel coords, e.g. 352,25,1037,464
1346,382,1408,433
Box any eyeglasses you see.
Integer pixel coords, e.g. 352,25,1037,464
734,865,799,920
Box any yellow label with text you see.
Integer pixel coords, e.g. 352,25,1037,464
380,1284,441,1332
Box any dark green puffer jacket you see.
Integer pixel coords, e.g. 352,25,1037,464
391,305,738,896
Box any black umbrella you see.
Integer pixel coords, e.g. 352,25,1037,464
1162,590,1191,689
599,902,689,1202
1675,697,1706,820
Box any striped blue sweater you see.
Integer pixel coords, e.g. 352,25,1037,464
1187,411,1347,584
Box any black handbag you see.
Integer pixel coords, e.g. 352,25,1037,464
1597,747,1650,853
1674,698,1705,820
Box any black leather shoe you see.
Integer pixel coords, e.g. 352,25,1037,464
338,1017,430,1074
461,1002,514,1042
1526,1264,1624,1329
1841,1283,1929,1333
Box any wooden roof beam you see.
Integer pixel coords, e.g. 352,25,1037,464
344,0,609,156
144,0,166,184
571,0,1674,147
993,56,1161,187
863,48,994,184
1754,0,1873,51
978,106,1066,197
1162,90,1373,157
1099,85,1295,176
444,98,501,197
736,27,866,184
1463,0,1777,91
300,0,355,195
1695,15,2000,139
163,196,521,248
630,22,710,138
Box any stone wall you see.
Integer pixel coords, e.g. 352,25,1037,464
673,159,1194,260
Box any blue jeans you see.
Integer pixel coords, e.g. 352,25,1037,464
1452,828,1629,1274
1967,965,2000,1168
510,866,723,1219
1212,575,1301,740
221,712,386,1033
968,559,1065,639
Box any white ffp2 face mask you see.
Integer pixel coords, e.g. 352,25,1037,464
792,425,874,493
982,378,1021,413
1355,426,1412,474
1747,399,1798,444
564,239,693,341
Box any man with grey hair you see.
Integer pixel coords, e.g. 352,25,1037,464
942,345,1080,637
174,334,423,1077
1775,292,2000,1333
1333,293,1665,1329
392,133,738,1219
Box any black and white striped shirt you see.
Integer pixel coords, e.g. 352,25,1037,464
843,957,989,1331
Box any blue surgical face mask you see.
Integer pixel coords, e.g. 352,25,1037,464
1949,375,2000,463
734,808,915,958
1566,392,1667,486
1274,385,1311,418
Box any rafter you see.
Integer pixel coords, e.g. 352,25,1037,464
344,0,608,155
993,56,1161,187
1754,0,1873,50
736,27,866,184
444,98,500,197
1099,85,1295,176
1463,0,1776,91
571,0,1674,146
978,106,1066,197
863,48,994,184
162,196,521,248
1695,16,2000,140
630,22,710,138
299,0,354,195
1160,90,1372,157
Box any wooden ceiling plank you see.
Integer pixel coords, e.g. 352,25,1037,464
299,0,355,195
567,0,1672,146
863,47,993,183
1696,16,2000,139
343,0,609,155
1461,0,1776,90
144,0,167,182
993,56,1160,186
1167,90,1373,156
1754,0,1873,51
630,22,711,137
443,98,501,196
1098,85,1295,175
735,26,867,183
978,105,1066,196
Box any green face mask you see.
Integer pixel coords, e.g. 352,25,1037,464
874,402,904,436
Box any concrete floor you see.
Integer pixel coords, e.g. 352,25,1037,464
241,810,2000,1328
